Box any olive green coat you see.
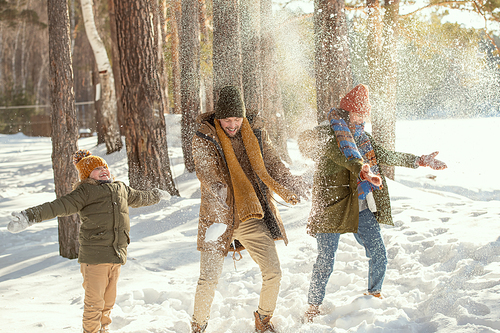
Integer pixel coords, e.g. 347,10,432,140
298,125,418,236
24,178,161,264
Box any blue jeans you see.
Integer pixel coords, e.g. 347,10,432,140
307,209,388,305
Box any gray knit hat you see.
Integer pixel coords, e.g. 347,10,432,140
214,85,246,119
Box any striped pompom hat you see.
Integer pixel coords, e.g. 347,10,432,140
73,149,108,180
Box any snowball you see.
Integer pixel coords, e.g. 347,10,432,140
205,223,227,242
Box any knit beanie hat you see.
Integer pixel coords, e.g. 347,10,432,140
214,85,246,119
339,84,371,115
73,149,108,180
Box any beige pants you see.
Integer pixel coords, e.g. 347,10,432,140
192,218,282,325
80,263,121,333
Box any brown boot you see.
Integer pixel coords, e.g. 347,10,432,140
364,291,384,299
254,311,276,333
304,304,320,323
191,321,207,333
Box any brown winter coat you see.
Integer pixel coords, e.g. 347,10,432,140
298,124,419,235
24,178,161,264
192,112,299,255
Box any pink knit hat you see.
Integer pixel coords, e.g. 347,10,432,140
339,84,371,115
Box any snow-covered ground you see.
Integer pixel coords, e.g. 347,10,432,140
1,115,499,333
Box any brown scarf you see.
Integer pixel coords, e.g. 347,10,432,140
215,118,298,223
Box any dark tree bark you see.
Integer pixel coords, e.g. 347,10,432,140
241,0,262,117
314,0,352,123
180,0,201,173
213,0,242,95
170,0,182,115
261,0,291,162
153,0,170,117
112,0,179,195
108,0,125,132
47,0,80,259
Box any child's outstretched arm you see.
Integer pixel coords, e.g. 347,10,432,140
8,211,33,233
7,186,87,233
126,185,171,208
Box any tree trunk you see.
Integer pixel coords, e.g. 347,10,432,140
81,0,122,154
153,0,170,116
47,0,80,259
107,0,125,132
375,0,400,180
199,0,214,114
260,0,291,162
314,0,352,123
112,0,179,196
93,67,104,143
213,0,242,95
20,6,27,94
180,0,201,173
241,0,262,118
0,23,4,96
367,0,383,91
367,0,398,179
170,0,182,115
12,0,21,90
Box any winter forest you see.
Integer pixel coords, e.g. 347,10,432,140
1,0,500,332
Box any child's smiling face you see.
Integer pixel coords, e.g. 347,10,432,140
89,166,111,181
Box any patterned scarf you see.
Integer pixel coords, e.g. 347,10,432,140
215,118,299,223
327,108,382,199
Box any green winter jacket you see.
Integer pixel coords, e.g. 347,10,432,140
298,124,419,236
24,178,161,264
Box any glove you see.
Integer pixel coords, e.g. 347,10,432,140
359,164,382,186
417,151,447,170
8,211,33,233
155,189,171,201
212,182,229,211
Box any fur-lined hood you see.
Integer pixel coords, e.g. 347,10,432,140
72,176,116,190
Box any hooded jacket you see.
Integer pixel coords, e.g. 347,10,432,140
192,111,299,255
298,124,419,235
24,178,161,264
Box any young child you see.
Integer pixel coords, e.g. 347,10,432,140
7,149,171,333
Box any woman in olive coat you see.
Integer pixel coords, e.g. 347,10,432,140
298,84,447,322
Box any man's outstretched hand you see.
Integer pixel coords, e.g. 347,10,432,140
418,151,447,170
292,176,312,201
360,164,382,187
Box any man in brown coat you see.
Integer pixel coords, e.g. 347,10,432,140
190,85,309,333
